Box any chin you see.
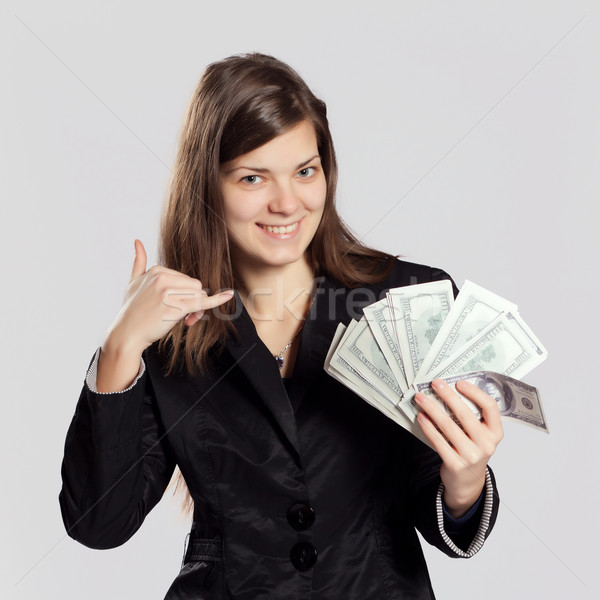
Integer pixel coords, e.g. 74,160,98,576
249,247,309,270
263,253,306,268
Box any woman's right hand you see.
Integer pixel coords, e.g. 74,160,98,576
106,239,234,354
96,240,234,392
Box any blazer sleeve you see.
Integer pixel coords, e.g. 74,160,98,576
58,348,176,550
407,437,500,558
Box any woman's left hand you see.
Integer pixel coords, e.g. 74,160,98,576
414,378,504,518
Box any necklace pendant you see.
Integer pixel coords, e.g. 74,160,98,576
275,355,284,369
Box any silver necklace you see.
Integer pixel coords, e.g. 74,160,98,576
273,290,317,369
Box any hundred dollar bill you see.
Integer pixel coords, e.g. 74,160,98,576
326,320,377,399
337,316,403,405
414,280,518,382
418,310,548,386
324,321,349,378
325,322,373,400
403,371,549,434
324,323,431,446
387,280,454,385
363,299,409,392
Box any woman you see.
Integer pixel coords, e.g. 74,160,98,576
59,53,503,599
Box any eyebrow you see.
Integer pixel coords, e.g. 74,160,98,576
223,154,321,176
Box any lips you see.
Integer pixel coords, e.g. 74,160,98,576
257,221,299,235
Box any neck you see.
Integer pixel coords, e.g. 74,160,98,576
235,259,316,322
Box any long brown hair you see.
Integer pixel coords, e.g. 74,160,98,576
158,52,393,378
158,53,395,513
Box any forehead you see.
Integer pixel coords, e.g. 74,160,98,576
222,121,319,172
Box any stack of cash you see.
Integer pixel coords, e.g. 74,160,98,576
324,280,549,445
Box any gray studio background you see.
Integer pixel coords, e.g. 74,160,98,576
2,1,598,598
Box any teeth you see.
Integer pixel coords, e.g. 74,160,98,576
261,222,298,234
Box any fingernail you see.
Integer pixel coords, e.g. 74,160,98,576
220,290,235,299
431,379,444,391
414,393,425,405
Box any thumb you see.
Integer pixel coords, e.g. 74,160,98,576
130,239,147,281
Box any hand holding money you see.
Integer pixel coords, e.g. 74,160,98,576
324,279,548,449
414,378,504,516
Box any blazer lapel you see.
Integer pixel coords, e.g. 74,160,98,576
225,292,302,464
287,275,349,412
288,273,389,412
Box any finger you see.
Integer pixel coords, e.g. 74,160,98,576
149,270,204,292
184,312,201,327
184,290,234,327
169,290,233,317
456,379,504,439
130,239,147,281
416,410,460,465
189,290,235,312
430,379,484,437
414,391,473,455
429,379,503,451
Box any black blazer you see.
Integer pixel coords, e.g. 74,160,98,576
59,259,499,599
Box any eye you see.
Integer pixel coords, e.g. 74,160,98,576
241,175,264,185
297,166,316,178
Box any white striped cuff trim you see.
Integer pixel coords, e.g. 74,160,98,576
85,347,146,394
436,468,494,558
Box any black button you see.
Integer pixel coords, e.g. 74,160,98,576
287,503,315,531
290,541,318,571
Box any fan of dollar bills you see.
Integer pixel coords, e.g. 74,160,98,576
324,280,549,446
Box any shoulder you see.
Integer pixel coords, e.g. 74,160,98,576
373,258,459,297
319,258,459,324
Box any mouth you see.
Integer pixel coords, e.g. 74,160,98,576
256,221,300,235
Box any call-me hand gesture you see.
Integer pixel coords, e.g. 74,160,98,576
96,239,233,393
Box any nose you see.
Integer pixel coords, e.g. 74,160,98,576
268,182,300,215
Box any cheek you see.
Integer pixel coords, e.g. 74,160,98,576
305,180,327,211
224,195,263,225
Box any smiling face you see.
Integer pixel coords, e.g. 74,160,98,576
220,120,327,275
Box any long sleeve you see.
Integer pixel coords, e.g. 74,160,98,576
59,348,176,550
407,437,499,558
435,468,497,556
